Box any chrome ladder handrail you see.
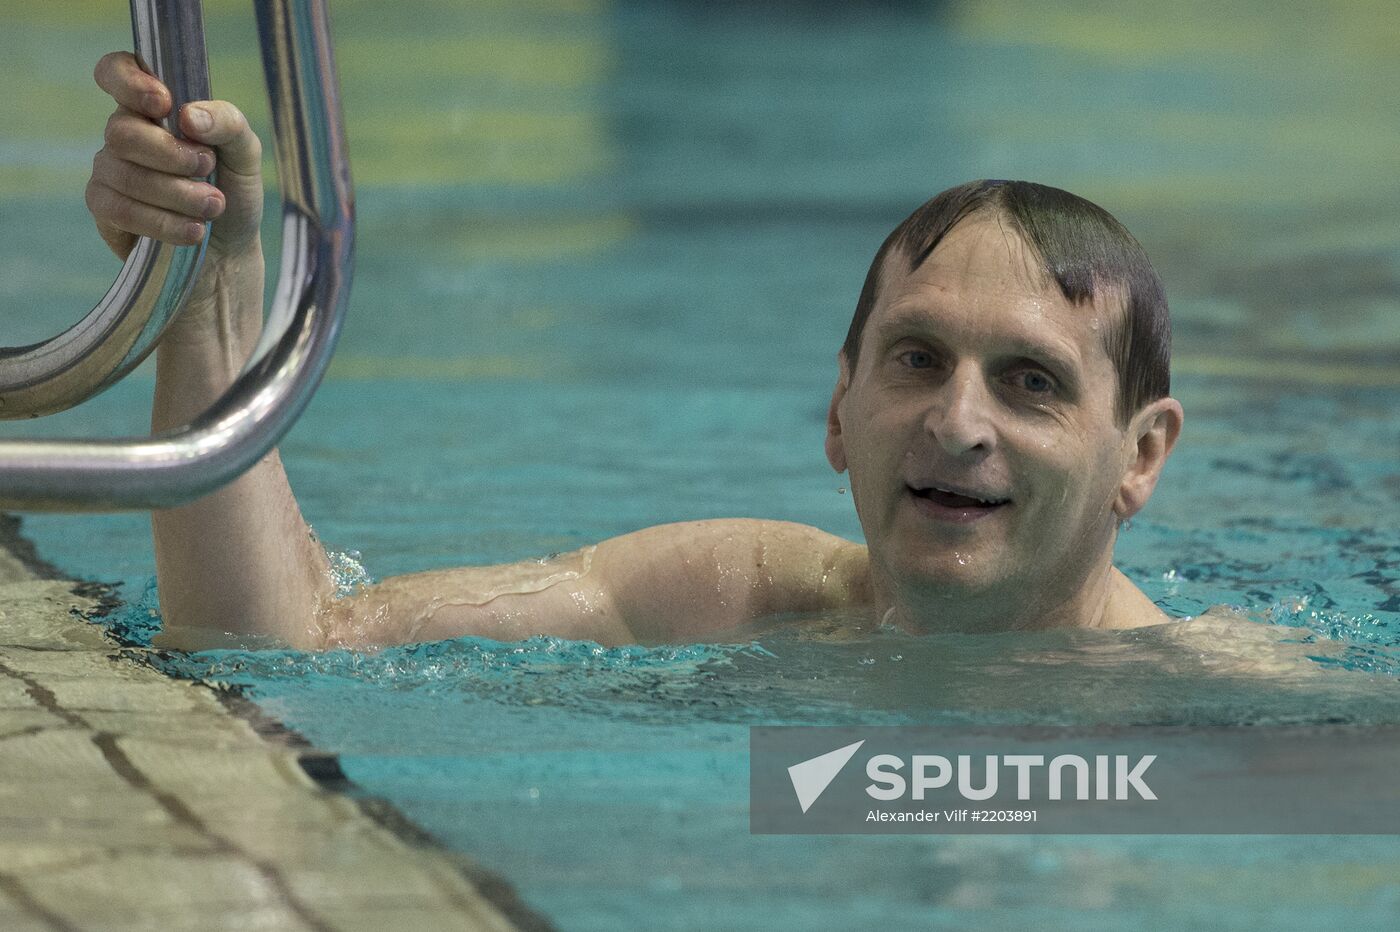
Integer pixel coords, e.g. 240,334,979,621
0,0,353,512
0,0,212,421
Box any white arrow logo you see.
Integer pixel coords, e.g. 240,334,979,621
788,740,865,813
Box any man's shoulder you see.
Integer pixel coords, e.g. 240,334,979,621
592,518,869,642
1103,566,1178,629
598,517,860,561
740,519,870,614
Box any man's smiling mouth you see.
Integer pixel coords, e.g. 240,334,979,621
907,483,1011,521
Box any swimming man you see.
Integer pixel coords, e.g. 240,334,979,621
84,52,1184,650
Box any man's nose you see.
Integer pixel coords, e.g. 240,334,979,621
924,367,996,456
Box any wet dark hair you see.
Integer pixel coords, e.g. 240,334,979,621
841,179,1170,425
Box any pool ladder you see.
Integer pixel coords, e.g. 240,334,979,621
0,0,353,512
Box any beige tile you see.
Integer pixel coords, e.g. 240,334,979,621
0,675,38,711
0,647,208,715
64,907,301,932
79,709,261,746
0,910,51,932
0,806,207,854
0,779,164,825
208,809,392,865
196,778,366,817
250,827,451,904
51,900,303,932
168,787,381,868
0,582,109,651
37,676,209,714
0,729,205,854
0,709,61,732
0,647,123,677
0,729,124,783
0,783,149,831
1,838,217,873
24,853,288,917
314,903,514,932
114,734,319,795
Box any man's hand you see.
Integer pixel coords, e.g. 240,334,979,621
86,51,263,262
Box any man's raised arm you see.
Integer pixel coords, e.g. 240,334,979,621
88,52,337,647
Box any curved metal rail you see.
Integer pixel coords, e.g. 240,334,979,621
0,0,354,512
0,0,212,420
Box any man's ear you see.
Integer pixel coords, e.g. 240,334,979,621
1113,396,1184,520
825,352,851,473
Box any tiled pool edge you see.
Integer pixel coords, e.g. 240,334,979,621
0,516,551,932
204,681,556,932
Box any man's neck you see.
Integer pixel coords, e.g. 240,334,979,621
865,556,1126,634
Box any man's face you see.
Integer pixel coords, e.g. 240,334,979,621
826,212,1137,617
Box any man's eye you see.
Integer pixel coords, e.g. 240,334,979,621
899,350,934,369
1014,370,1055,393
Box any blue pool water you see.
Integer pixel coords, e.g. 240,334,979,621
6,0,1400,928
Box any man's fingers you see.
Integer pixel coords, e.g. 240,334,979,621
93,50,169,119
104,107,215,177
85,180,206,247
178,101,262,178
89,54,265,258
91,149,224,221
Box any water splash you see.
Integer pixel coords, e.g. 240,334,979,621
326,548,375,598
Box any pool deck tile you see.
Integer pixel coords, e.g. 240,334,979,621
0,571,539,932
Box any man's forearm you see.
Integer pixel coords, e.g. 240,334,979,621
150,245,334,647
